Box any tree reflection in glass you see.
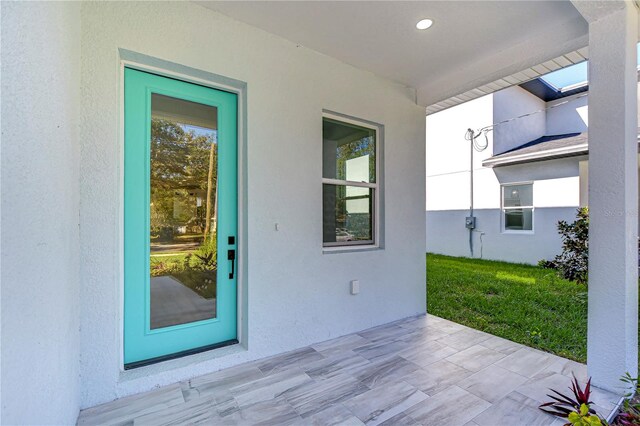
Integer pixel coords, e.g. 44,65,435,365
149,94,218,329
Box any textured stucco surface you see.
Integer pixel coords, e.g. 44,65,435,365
546,93,589,135
493,86,546,155
426,158,581,265
1,1,81,424
79,1,426,408
426,207,578,264
580,4,639,393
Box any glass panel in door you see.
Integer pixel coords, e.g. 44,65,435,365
149,94,218,329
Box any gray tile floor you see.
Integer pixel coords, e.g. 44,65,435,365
150,276,215,329
77,315,622,426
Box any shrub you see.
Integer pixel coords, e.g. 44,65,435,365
568,404,602,426
193,233,217,271
539,374,602,425
551,207,589,284
150,235,218,299
538,259,558,270
615,373,640,425
150,259,183,276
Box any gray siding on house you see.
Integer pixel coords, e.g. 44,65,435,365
426,207,579,264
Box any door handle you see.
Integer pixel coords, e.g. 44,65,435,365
227,249,236,279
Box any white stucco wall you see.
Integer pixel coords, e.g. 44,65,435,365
79,2,426,408
426,158,581,264
580,160,589,207
425,94,499,211
546,81,640,136
493,86,546,155
426,207,579,264
1,2,81,425
493,157,581,187
546,93,589,135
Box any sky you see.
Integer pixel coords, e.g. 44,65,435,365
182,123,217,141
540,43,640,90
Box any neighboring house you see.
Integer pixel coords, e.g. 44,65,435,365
426,76,640,265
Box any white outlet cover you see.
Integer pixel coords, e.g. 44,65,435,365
351,280,360,295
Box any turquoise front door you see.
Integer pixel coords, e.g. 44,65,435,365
124,68,238,367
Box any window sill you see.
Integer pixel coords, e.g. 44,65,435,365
501,230,535,235
322,244,382,254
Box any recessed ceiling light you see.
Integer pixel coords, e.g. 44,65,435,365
416,19,433,30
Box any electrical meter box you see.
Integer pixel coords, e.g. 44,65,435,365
465,216,476,229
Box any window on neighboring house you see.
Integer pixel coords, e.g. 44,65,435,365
502,183,533,232
322,114,380,248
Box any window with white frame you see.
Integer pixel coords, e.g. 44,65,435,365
502,183,533,232
322,114,380,247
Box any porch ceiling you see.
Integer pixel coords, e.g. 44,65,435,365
425,47,589,115
199,1,588,108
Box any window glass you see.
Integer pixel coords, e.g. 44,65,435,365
504,208,533,231
502,183,533,232
503,184,533,207
322,118,376,183
322,115,378,247
323,184,373,244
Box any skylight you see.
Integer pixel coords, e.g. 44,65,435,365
540,62,587,91
540,43,640,92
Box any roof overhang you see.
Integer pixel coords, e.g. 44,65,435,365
426,47,589,115
482,143,588,168
483,133,640,168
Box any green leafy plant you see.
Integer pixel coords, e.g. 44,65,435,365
620,372,640,397
539,374,601,425
193,234,217,271
538,259,558,269
527,329,542,343
555,207,589,284
150,259,183,276
568,404,603,426
150,234,218,299
620,373,640,395
615,373,640,425
539,208,589,284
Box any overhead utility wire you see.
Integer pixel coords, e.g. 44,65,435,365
461,91,588,258
465,127,489,152
473,92,589,135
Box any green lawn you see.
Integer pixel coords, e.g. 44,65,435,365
426,253,589,363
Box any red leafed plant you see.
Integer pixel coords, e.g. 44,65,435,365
614,373,640,425
539,374,598,418
616,410,640,426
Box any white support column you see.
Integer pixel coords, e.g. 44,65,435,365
573,1,639,393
